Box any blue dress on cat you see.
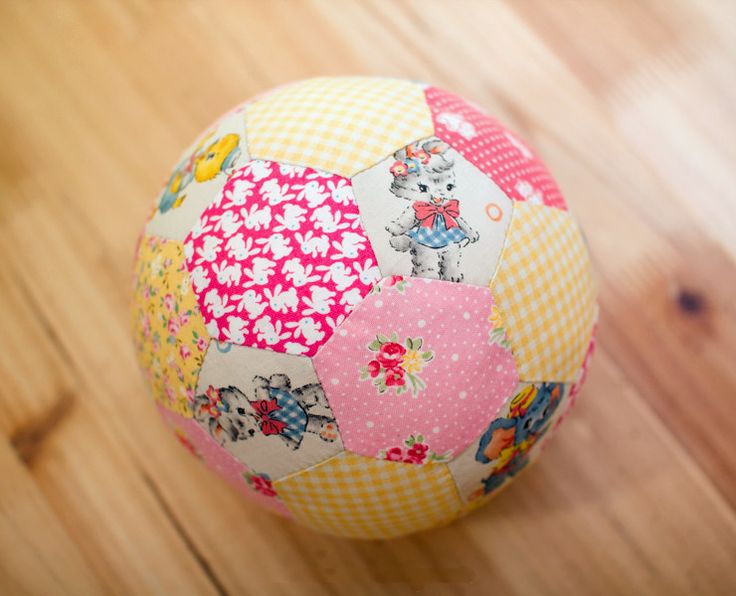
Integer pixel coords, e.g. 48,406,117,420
409,213,467,248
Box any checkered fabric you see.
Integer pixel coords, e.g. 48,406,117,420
269,388,308,443
408,216,467,248
490,203,597,381
245,77,434,177
274,452,462,538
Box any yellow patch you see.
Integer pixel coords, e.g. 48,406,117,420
274,452,462,539
490,203,597,381
131,236,210,417
245,77,434,177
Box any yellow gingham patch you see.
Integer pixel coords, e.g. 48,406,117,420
245,77,434,177
274,452,462,539
490,204,597,381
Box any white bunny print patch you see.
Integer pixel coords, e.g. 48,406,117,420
184,160,381,356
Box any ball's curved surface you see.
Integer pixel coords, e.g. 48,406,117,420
132,77,598,539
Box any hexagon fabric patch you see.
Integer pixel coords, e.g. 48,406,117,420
351,136,513,286
448,382,567,503
425,86,567,211
491,203,596,381
184,160,380,357
131,236,210,417
273,452,462,538
554,309,598,430
245,77,434,177
312,276,519,462
146,108,249,240
193,343,342,480
157,405,291,517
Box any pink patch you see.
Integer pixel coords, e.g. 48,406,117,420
312,277,520,459
157,406,291,517
425,87,567,211
184,160,380,356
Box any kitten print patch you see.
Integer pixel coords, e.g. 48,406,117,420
351,137,513,287
194,343,343,479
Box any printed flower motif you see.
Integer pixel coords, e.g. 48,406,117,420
377,341,406,369
131,237,209,418
243,471,278,497
359,333,433,396
367,360,381,378
378,434,452,464
163,293,175,312
487,304,511,349
203,385,226,419
370,275,408,294
405,158,420,174
413,149,430,164
390,161,408,177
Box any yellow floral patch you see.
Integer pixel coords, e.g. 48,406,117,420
490,203,597,381
245,77,434,177
274,452,462,539
131,236,210,417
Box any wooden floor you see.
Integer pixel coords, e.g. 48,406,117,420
1,1,735,594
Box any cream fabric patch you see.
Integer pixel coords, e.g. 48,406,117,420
194,343,342,480
274,452,462,539
351,138,513,286
490,203,597,381
245,77,433,177
146,109,249,240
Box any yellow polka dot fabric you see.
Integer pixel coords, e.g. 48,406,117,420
490,203,597,382
245,77,434,177
274,452,462,538
131,236,210,417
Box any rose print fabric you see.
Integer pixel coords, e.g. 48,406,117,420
183,160,380,357
131,236,210,417
425,86,567,211
157,405,291,516
312,276,520,460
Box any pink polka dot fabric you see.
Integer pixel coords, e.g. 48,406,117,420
312,277,520,460
183,160,380,357
156,406,291,516
425,86,567,211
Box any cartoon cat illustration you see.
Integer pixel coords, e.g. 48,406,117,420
474,383,564,494
385,138,479,282
158,132,241,213
192,374,338,453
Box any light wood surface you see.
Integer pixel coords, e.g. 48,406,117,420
1,1,735,594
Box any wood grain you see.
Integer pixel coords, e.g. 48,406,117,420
1,1,735,594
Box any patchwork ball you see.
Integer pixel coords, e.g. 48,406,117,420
132,77,598,539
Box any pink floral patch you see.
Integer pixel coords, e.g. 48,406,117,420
425,87,567,211
313,277,520,460
380,434,452,464
157,406,291,516
359,334,434,396
184,160,381,356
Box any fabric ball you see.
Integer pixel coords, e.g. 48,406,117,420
131,77,598,539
